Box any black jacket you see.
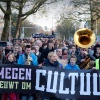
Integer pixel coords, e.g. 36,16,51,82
43,59,62,68
38,47,54,64
4,60,16,64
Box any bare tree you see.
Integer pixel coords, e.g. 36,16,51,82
56,17,80,40
0,0,20,41
0,1,12,41
70,0,100,30
15,0,61,38
0,0,48,40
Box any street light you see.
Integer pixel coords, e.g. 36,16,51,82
9,15,12,42
74,23,76,32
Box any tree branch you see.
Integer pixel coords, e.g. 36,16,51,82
11,4,19,10
22,15,28,21
0,0,18,2
22,0,47,17
0,0,11,2
44,0,58,5
0,4,6,14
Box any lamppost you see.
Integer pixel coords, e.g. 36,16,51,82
9,15,12,42
74,23,76,32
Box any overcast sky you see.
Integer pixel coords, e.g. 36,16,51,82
27,0,72,29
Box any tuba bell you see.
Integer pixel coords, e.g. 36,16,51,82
74,28,96,69
74,28,96,48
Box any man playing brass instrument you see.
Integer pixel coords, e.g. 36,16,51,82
74,28,96,69
18,45,38,100
18,45,38,66
76,48,95,69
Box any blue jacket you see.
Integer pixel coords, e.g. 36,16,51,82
65,64,80,70
18,53,38,66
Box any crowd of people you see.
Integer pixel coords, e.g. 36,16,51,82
0,37,100,100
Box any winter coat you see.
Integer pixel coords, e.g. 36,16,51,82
18,53,38,66
65,63,80,70
38,47,54,64
43,59,63,68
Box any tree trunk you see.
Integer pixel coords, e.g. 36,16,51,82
89,0,94,31
1,2,11,41
91,17,94,30
14,16,22,38
14,1,22,39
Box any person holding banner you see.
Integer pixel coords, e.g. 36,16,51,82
65,55,80,70
2,53,19,100
42,52,63,100
18,45,38,100
43,52,63,68
64,55,80,100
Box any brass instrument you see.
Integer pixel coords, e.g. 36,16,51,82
26,54,32,65
79,56,91,69
74,28,96,69
74,28,96,48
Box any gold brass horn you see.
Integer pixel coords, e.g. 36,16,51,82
74,28,96,48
